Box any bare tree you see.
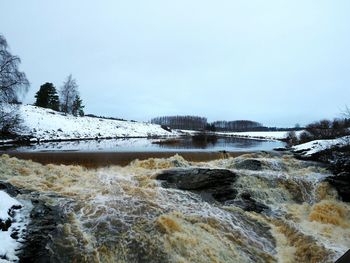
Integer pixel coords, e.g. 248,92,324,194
343,105,350,118
60,74,78,114
0,35,29,103
341,105,350,145
0,34,29,134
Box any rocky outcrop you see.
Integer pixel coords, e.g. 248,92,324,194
326,148,350,202
156,168,269,213
156,168,238,202
295,145,350,202
0,182,65,262
327,172,350,202
18,198,64,262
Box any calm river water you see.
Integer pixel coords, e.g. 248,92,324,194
1,137,285,152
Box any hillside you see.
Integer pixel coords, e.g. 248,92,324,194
12,105,178,142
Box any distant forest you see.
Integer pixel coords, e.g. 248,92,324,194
151,116,301,132
151,116,207,130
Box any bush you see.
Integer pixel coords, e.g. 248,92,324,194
292,118,350,145
286,131,298,146
305,119,350,140
298,131,313,144
0,104,23,136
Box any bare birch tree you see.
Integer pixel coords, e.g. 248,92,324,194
0,34,29,134
59,74,78,114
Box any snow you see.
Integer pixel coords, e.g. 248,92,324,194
2,105,179,143
0,191,31,262
292,136,350,156
182,130,303,141
216,131,294,140
0,191,21,221
0,104,303,144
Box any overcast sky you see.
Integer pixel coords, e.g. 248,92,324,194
1,1,349,126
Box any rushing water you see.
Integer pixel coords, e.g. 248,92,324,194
1,137,285,152
0,153,349,263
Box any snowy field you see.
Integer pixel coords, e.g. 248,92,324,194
3,105,179,143
292,136,350,156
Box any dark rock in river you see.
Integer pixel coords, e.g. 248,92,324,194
0,181,65,263
234,159,263,170
301,145,350,203
156,168,238,202
19,198,64,263
226,192,269,213
0,181,22,196
326,172,350,202
157,168,270,213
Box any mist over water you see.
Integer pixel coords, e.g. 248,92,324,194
0,153,349,262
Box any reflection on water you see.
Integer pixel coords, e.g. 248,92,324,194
2,137,285,152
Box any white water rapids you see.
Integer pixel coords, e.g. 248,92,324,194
0,152,349,262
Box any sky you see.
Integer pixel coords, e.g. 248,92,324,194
1,0,349,127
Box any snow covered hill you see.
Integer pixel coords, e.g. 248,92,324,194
14,105,179,142
1,105,303,145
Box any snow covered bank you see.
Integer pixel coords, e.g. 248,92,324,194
182,130,303,141
2,105,180,143
292,136,350,156
0,191,31,262
217,131,299,140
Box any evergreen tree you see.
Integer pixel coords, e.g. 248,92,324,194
72,95,84,116
34,82,60,111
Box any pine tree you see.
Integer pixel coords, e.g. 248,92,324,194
72,95,84,116
34,83,60,111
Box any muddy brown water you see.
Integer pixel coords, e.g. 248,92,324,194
0,151,248,168
1,151,349,262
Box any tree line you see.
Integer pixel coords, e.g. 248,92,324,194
151,116,279,132
212,120,263,132
151,116,207,130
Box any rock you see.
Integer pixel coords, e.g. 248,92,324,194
302,145,350,202
18,199,64,263
0,181,22,196
0,218,12,231
273,147,289,152
234,159,263,170
226,193,269,213
326,172,350,202
156,168,238,202
0,181,65,262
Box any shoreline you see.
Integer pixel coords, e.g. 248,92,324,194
0,151,250,168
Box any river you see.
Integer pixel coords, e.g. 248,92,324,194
0,137,285,152
0,151,349,263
